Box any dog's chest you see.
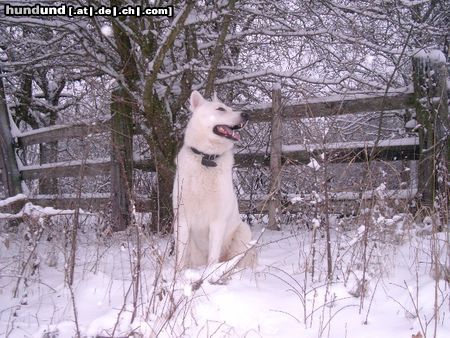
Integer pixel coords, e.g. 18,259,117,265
184,165,228,197
176,153,235,209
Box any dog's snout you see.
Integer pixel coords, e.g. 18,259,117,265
241,112,249,121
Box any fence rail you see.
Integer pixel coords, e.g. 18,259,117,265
1,187,414,216
19,158,154,180
244,89,416,121
17,135,420,181
17,119,111,146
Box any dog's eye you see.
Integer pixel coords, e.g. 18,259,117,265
217,107,226,112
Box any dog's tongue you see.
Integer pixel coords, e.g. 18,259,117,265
217,125,240,141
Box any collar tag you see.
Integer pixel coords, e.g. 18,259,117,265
191,147,219,168
201,157,218,167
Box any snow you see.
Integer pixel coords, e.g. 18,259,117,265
32,193,110,199
413,49,447,64
19,158,112,171
239,137,419,159
332,188,417,201
239,136,419,157
0,194,27,208
307,157,321,170
22,202,86,217
405,118,417,129
283,136,419,154
100,25,113,37
0,201,89,220
8,109,21,138
428,50,446,63
244,87,414,116
18,124,73,138
17,116,110,138
19,155,149,173
0,215,448,338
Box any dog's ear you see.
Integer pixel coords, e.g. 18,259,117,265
190,90,206,110
212,91,219,102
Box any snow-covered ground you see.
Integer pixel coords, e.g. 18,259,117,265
0,213,449,338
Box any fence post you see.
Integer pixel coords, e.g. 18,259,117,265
110,88,134,232
412,50,449,223
0,73,22,198
268,86,282,230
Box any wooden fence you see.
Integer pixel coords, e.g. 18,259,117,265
0,52,448,229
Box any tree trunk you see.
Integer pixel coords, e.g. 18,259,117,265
143,91,177,234
151,154,175,234
268,87,282,230
0,74,22,197
109,0,139,232
110,88,134,232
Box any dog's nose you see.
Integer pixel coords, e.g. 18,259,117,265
241,112,249,121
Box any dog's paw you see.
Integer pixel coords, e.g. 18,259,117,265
207,254,245,284
180,269,204,296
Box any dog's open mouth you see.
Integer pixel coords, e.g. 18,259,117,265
213,121,247,141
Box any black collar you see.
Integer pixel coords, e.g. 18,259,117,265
191,147,220,167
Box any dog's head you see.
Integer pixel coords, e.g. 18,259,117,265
184,91,248,153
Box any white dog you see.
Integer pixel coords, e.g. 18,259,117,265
173,91,253,269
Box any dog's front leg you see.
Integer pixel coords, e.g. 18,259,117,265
208,222,226,265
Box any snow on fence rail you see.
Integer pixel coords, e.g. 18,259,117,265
17,118,111,147
237,136,420,167
19,157,153,180
0,51,448,227
243,87,416,121
3,188,418,217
